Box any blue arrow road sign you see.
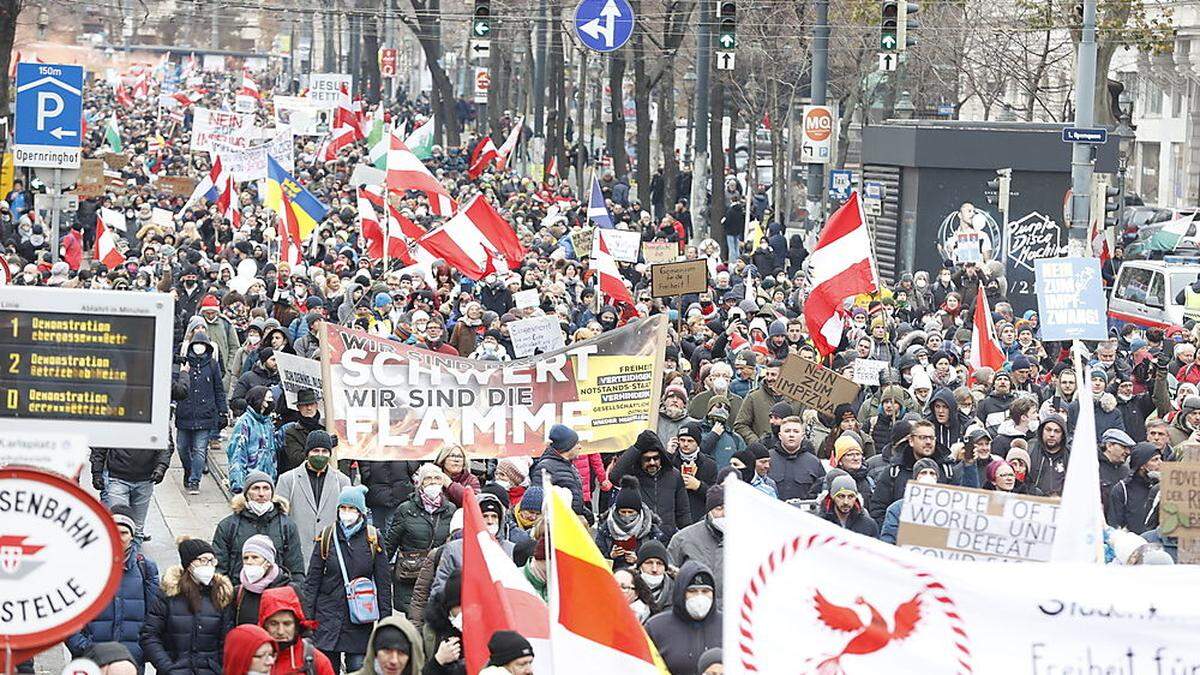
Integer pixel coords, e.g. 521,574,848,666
1061,127,1108,145
575,0,635,53
13,63,84,169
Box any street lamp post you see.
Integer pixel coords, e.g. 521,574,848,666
1113,90,1135,222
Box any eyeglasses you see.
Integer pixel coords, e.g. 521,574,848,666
643,455,662,463
193,555,217,565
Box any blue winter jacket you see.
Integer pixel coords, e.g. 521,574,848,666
67,545,160,668
226,407,279,492
175,334,227,431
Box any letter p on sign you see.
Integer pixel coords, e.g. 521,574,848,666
37,91,64,131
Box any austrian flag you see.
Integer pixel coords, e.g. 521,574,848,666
803,192,878,357
94,213,125,269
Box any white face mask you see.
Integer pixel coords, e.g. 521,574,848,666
450,612,463,631
191,343,205,355
246,499,273,516
486,523,500,536
709,516,726,532
422,484,442,500
243,564,267,583
685,594,713,620
191,564,216,586
339,511,361,528
641,572,664,588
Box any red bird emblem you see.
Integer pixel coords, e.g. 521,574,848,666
809,589,922,674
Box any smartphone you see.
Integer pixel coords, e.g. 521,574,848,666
682,462,696,477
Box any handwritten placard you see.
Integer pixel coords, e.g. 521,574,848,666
775,354,860,415
650,259,708,297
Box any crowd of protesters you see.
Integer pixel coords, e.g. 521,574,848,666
1,61,1185,675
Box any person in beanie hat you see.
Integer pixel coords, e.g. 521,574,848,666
67,504,160,669
276,387,326,476
274,430,351,563
595,476,667,569
228,533,297,627
213,467,305,601
527,424,585,513
880,458,942,544
667,485,725,603
818,472,879,537
1106,442,1162,535
304,485,392,672
140,537,233,675
658,384,696,441
674,420,719,524
698,647,723,675
350,615,424,675
636,539,675,613
514,485,544,531
482,630,535,674
424,571,465,672
830,432,874,504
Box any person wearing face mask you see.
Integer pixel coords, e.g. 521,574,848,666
229,535,296,626
213,471,305,588
422,572,465,674
140,538,233,675
687,362,744,424
275,432,352,563
635,540,675,614
257,586,338,675
304,486,393,672
175,330,229,495
666,485,726,605
594,476,668,570
232,346,283,416
385,463,458,611
879,458,943,544
698,395,746,467
644,562,722,675
1106,443,1162,535
173,265,206,346
197,294,242,389
227,387,282,494
277,388,328,475
223,624,278,675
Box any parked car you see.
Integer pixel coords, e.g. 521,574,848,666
1109,258,1200,330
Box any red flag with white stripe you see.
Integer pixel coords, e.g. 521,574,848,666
495,117,525,171
417,195,524,280
95,213,126,269
467,136,499,179
358,186,427,264
803,192,878,357
239,69,260,98
387,132,456,216
216,170,240,228
276,193,303,265
970,286,1006,372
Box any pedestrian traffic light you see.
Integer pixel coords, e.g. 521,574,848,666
717,1,737,51
898,1,919,51
986,168,1012,215
881,1,899,52
1104,184,1121,227
473,0,491,37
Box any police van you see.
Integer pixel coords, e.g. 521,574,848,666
1108,258,1200,330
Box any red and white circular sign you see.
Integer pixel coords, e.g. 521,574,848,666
0,468,123,651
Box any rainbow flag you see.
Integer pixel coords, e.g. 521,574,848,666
544,483,667,674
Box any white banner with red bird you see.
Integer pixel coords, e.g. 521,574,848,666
722,479,1200,675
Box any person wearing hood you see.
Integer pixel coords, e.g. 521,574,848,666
1028,413,1071,497
610,431,693,537
1097,428,1136,512
1106,443,1162,534
862,384,908,460
222,624,277,675
139,538,233,675
422,572,465,674
384,463,458,611
595,476,667,569
173,265,207,345
1068,368,1127,442
818,473,879,537
976,370,1016,433
232,346,283,415
480,630,535,675
868,420,964,522
348,616,425,675
698,394,746,468
176,330,228,495
276,388,327,475
924,388,965,456
214,468,305,583
667,485,726,602
303,485,392,672
228,386,281,493
767,416,826,500
731,442,777,498
907,366,934,413
231,319,267,385
1166,395,1200,448
644,561,723,675
67,505,159,671
257,586,337,675
275,431,352,563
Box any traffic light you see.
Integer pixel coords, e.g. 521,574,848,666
986,168,1012,215
473,0,491,37
897,1,919,51
1103,184,1121,227
881,1,898,51
717,1,736,51
1090,174,1120,231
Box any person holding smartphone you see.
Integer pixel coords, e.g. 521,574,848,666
673,422,718,523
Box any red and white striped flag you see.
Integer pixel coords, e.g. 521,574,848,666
276,193,303,265
467,136,498,179
495,117,525,171
358,186,428,264
95,213,126,269
591,228,633,306
803,192,878,357
970,286,1005,372
386,131,456,216
320,84,364,161
417,195,524,280
239,69,259,98
216,170,240,228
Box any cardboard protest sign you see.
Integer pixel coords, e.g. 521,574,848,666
1159,462,1200,540
102,154,129,169
513,289,539,311
320,315,667,460
158,176,198,197
1034,257,1107,340
651,259,708,297
593,228,641,263
642,241,677,265
275,352,324,410
775,354,860,415
897,482,1061,562
151,208,174,229
850,358,889,386
75,159,106,198
191,107,258,153
509,315,566,358
571,226,594,260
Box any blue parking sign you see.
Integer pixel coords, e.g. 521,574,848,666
13,63,84,168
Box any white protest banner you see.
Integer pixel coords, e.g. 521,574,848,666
0,432,89,478
897,482,1060,562
592,228,641,263
1034,257,1107,341
513,289,539,311
191,107,257,153
509,315,566,358
308,73,353,104
724,479,1200,675
349,163,386,187
214,133,295,182
273,96,332,136
275,351,324,410
850,358,889,386
99,207,127,233
151,207,174,229
235,94,257,113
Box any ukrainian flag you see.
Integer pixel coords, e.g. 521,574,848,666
266,156,328,241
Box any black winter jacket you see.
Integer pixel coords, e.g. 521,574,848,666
175,336,227,431
527,447,585,513
302,523,393,654
212,495,306,585
643,561,722,675
139,566,233,675
609,441,693,537
359,460,419,511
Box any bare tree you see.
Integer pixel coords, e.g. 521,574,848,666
399,0,461,145
0,0,24,120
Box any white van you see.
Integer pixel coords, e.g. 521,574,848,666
1108,258,1200,330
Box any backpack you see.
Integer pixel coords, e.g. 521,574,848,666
318,524,380,560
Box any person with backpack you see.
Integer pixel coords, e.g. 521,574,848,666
213,471,306,585
302,485,392,673
258,586,336,675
